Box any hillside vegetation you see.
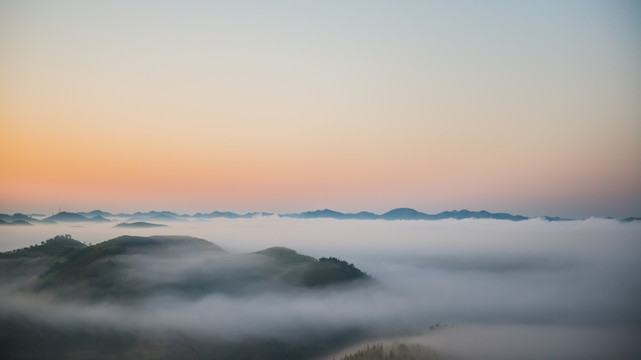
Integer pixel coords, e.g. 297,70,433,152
1,235,372,301
0,234,86,259
337,342,440,360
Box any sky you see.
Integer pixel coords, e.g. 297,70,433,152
1,0,640,217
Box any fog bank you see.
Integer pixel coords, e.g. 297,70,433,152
1,217,640,358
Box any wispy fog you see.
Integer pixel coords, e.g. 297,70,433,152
1,217,640,359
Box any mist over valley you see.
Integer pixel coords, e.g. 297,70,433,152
1,216,639,359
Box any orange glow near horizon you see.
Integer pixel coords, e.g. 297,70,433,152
1,1,640,217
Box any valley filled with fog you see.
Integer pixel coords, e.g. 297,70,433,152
1,217,640,359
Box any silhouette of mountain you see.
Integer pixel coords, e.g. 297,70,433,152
301,257,371,287
280,209,380,220
0,213,35,222
243,212,274,217
622,217,641,223
115,222,167,228
5,211,114,224
4,208,594,222
38,219,58,224
281,209,347,219
0,219,33,226
90,215,111,223
543,216,575,222
149,213,187,222
112,212,133,218
78,210,114,218
254,246,316,265
128,212,186,222
194,211,242,218
380,208,433,220
42,212,91,222
194,211,274,218
281,208,530,221
432,209,528,221
349,211,379,219
132,210,180,217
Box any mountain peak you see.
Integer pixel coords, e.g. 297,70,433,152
380,208,430,220
0,234,86,259
43,212,90,222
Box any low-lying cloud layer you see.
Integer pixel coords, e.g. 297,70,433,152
1,218,640,359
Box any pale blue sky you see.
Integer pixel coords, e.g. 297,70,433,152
1,1,640,217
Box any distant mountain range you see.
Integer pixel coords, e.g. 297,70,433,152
3,209,640,223
281,208,530,221
0,213,33,222
0,219,33,226
77,210,114,218
41,211,112,223
115,222,167,228
193,211,274,219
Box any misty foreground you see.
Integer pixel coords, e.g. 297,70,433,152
0,235,374,359
1,218,641,359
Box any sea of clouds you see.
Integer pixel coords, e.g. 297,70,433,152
1,217,640,359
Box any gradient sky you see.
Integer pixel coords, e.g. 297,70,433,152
1,1,640,217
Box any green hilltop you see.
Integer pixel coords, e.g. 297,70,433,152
0,234,86,259
2,234,372,301
37,235,223,291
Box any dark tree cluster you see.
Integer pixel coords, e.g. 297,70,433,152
0,234,86,259
337,342,439,360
